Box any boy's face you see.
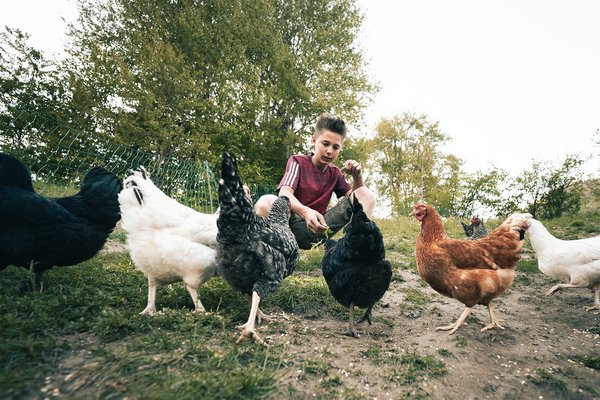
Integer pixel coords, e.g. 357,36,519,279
312,129,343,170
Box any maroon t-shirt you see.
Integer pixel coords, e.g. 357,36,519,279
277,153,351,215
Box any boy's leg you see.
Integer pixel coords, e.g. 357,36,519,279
254,194,278,218
289,197,353,250
351,186,376,219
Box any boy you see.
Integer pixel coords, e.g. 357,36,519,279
255,114,375,249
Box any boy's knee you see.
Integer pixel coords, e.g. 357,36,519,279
352,187,376,218
254,194,278,217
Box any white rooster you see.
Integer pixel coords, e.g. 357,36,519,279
118,167,219,315
527,218,600,311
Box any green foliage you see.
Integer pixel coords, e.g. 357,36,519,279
370,112,454,216
61,0,376,184
515,155,585,219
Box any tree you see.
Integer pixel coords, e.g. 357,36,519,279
458,167,509,218
370,112,451,216
513,155,584,219
65,0,376,183
537,155,584,219
0,27,80,176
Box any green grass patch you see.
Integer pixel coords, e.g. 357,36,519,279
528,368,568,393
575,355,600,370
453,335,468,348
401,288,431,307
387,349,446,386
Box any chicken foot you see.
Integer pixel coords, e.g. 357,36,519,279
237,291,267,346
585,286,600,312
480,303,505,332
342,302,360,337
435,307,472,335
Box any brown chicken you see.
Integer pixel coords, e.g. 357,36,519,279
411,203,531,334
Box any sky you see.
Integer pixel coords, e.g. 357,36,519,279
1,0,600,177
356,0,600,177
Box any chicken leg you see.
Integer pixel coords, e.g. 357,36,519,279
435,307,472,335
185,285,206,314
243,293,275,323
237,291,266,346
342,302,359,337
141,278,158,315
585,286,600,312
480,303,505,332
358,305,374,325
546,282,588,296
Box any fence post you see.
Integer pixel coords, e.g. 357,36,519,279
204,160,214,213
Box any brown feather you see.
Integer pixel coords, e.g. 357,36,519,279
413,203,528,308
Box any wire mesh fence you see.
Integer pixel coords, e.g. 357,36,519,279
0,110,277,212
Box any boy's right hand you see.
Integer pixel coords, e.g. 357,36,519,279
303,208,329,234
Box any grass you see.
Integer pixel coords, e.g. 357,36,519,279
3,212,600,398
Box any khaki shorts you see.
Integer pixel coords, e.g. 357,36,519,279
289,196,352,250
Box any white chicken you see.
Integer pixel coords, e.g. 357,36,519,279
118,167,218,315
527,218,600,311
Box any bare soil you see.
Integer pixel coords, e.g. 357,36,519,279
64,243,600,399
262,254,600,399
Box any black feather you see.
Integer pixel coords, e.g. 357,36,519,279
0,153,123,287
322,196,392,323
216,151,299,300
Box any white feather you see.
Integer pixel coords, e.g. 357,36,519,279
118,169,218,315
527,218,600,310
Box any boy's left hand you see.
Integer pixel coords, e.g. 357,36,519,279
341,160,362,178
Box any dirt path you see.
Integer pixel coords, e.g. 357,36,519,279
263,261,600,399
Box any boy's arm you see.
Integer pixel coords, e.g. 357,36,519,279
279,185,328,234
342,159,365,196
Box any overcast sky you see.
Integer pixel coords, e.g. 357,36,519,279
2,0,600,176
356,0,600,176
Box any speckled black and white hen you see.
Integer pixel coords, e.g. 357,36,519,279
217,151,299,345
470,215,488,240
322,196,392,337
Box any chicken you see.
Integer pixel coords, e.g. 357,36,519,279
470,215,488,240
527,218,600,311
461,215,488,240
461,221,474,238
118,167,218,315
411,203,531,334
322,195,392,337
0,153,122,289
216,151,299,345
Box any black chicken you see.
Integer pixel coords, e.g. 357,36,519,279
461,221,474,238
216,151,299,345
0,153,122,289
322,196,392,337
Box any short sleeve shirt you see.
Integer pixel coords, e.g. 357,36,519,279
277,153,351,215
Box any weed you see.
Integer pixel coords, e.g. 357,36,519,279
437,348,453,357
528,369,568,393
302,359,330,378
453,335,468,348
575,355,600,370
361,346,382,365
320,375,342,388
401,288,431,306
588,324,600,335
387,349,446,386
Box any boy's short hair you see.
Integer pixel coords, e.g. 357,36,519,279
315,113,347,138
